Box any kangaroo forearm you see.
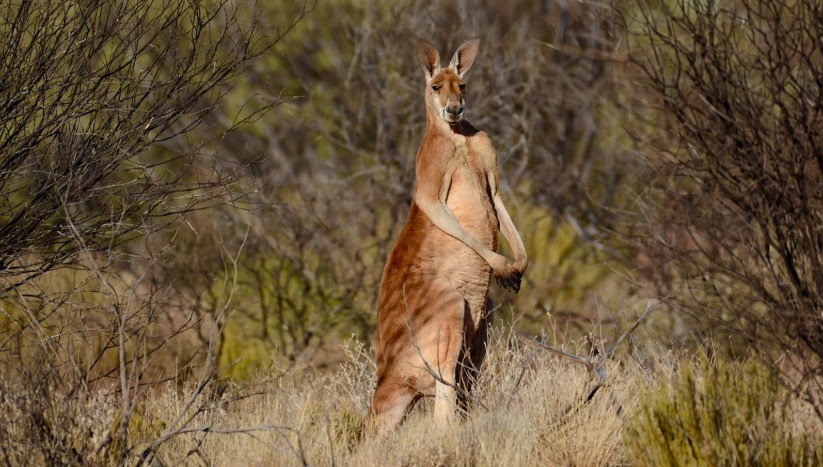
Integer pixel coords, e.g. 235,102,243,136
494,195,527,264
417,199,500,264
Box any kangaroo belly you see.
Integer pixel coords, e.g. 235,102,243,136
447,160,498,244
375,150,500,381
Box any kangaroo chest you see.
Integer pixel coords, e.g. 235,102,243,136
449,145,485,191
445,142,497,244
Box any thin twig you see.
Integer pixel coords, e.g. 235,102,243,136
518,300,661,411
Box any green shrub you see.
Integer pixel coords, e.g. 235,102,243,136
626,355,822,466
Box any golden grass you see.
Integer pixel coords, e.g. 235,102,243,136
143,328,645,466
3,325,821,465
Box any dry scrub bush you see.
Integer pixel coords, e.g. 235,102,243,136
0,0,308,367
0,0,309,463
0,355,117,465
0,241,264,465
626,355,823,466
0,0,302,286
626,0,823,394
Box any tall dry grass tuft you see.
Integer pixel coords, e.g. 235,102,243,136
143,325,646,466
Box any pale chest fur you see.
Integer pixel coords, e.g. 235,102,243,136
433,135,499,310
445,135,498,248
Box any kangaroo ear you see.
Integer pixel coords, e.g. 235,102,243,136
448,38,480,78
416,38,440,80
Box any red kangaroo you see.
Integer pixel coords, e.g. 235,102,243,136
366,38,528,434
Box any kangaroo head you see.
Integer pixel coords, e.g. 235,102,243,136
416,38,480,124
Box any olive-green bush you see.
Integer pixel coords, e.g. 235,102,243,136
626,355,823,466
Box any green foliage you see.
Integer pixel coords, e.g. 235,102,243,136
0,0,282,283
210,244,373,378
626,355,823,466
219,318,271,380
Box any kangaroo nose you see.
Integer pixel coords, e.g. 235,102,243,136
446,105,463,116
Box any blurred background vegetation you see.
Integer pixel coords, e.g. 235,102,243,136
196,0,648,374
1,0,822,463
2,0,821,390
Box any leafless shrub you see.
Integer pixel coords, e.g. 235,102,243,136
0,351,116,465
0,0,304,287
0,0,309,462
627,0,823,402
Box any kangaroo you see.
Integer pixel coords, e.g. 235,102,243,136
366,38,528,434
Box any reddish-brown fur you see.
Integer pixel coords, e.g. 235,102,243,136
366,39,528,434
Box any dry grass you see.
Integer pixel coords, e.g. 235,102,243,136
142,327,648,466
3,324,821,466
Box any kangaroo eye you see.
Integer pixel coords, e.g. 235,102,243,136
459,84,466,90
431,85,441,91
